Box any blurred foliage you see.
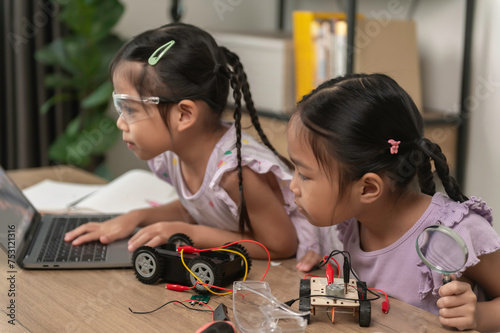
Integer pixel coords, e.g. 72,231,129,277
35,0,125,172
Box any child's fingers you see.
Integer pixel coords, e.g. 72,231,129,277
296,250,321,272
437,286,477,309
439,279,472,298
71,231,101,246
128,227,160,251
144,236,168,249
437,280,477,331
64,223,99,242
439,314,476,331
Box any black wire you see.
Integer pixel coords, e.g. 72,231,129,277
318,249,347,268
129,300,213,315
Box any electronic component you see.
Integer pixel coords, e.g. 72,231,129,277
190,295,210,306
325,282,344,298
213,303,230,321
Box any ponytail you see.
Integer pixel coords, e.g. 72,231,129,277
221,47,294,170
418,138,468,202
216,48,252,235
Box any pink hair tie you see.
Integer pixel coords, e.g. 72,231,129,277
388,139,401,154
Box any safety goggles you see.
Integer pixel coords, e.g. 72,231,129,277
112,92,176,124
232,281,308,333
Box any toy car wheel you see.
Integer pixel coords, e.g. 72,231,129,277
359,300,371,327
167,233,194,248
187,256,223,294
132,246,166,284
223,243,252,275
298,279,311,323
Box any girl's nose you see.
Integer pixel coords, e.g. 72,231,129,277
289,175,300,197
116,115,128,131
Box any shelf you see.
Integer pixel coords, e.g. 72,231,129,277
279,0,474,186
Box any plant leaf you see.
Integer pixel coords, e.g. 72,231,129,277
40,93,74,114
81,81,113,109
58,0,124,42
48,133,91,168
80,114,119,154
44,73,75,88
90,0,125,41
65,116,82,139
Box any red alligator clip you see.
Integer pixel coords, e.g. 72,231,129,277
177,246,201,254
165,284,192,291
326,263,334,284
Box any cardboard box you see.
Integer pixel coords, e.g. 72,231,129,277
212,31,295,114
354,19,422,111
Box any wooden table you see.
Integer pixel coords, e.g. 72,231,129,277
1,166,468,332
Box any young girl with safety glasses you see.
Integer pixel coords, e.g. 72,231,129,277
64,23,338,265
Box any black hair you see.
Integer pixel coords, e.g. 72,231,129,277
295,73,467,203
110,23,288,235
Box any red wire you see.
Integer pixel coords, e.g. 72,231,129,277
322,256,341,278
369,288,390,314
349,284,364,299
303,274,319,278
368,288,388,302
198,240,271,280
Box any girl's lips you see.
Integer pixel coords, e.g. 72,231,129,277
295,202,305,214
125,141,135,149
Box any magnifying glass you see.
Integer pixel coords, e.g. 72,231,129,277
416,225,469,284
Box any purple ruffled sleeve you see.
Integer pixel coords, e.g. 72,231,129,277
417,193,499,300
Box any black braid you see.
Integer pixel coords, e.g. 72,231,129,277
221,47,294,170
419,138,468,202
226,67,253,236
416,146,436,196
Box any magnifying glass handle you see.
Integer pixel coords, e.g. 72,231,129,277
442,274,452,285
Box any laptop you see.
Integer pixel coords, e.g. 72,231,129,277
0,166,132,269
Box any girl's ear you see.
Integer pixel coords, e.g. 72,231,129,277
175,99,199,132
356,172,383,204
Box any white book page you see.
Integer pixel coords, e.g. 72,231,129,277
74,169,178,214
23,179,103,212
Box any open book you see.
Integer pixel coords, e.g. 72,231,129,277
23,169,178,214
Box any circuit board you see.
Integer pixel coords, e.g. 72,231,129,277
310,277,360,307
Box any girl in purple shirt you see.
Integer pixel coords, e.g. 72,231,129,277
287,73,500,331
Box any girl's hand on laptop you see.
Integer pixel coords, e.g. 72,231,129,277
127,221,191,252
64,214,139,246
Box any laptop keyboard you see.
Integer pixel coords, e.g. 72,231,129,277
37,216,108,263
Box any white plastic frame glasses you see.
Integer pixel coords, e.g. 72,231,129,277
112,92,174,124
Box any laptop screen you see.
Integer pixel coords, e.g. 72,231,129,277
0,167,36,255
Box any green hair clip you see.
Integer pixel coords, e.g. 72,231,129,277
148,40,175,66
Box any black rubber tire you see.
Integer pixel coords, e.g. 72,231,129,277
167,233,194,248
298,279,311,323
356,281,371,327
359,300,371,327
187,256,223,294
223,243,252,276
132,246,166,284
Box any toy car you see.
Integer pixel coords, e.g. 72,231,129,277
298,277,371,327
132,233,252,294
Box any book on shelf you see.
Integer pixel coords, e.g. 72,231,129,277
293,11,422,112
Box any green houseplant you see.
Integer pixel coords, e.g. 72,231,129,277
35,0,125,174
